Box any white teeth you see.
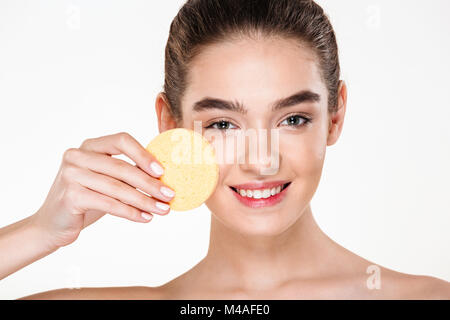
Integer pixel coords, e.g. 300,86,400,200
253,190,262,199
262,189,271,198
235,185,286,199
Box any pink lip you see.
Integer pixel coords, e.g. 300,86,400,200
229,182,291,208
230,180,290,190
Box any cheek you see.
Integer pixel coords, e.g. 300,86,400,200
204,163,231,213
281,129,326,176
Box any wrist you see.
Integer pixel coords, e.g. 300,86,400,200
0,213,60,280
26,213,61,253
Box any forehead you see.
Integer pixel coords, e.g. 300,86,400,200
181,37,326,114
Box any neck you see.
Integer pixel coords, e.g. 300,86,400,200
202,204,336,292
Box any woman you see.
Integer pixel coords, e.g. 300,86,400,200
2,0,449,299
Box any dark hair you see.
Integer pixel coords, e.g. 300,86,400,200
163,0,340,123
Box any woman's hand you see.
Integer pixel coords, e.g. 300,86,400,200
31,132,176,249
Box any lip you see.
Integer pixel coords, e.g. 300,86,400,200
229,180,290,190
229,181,291,209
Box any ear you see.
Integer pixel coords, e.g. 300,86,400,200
155,92,178,133
327,80,347,146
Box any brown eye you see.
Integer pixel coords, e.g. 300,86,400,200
280,115,310,128
205,120,237,130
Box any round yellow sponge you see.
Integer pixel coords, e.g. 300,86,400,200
145,128,219,211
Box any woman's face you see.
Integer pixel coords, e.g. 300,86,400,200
178,37,334,236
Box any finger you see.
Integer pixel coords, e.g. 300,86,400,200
74,186,154,223
71,166,171,216
79,132,164,178
63,148,175,203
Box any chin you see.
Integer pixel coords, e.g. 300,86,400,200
206,185,307,237
212,208,303,237
237,220,292,237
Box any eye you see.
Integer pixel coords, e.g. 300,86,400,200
204,120,238,130
280,114,311,128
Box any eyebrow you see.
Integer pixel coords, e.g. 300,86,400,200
192,90,321,114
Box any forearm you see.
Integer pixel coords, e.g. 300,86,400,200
0,215,59,280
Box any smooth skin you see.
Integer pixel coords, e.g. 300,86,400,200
6,35,450,299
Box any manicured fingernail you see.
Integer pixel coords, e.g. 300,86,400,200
150,162,164,176
155,201,170,211
160,186,175,198
141,212,153,221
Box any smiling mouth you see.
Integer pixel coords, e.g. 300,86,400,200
229,182,291,198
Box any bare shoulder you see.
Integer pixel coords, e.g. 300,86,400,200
330,244,450,299
389,273,450,299
358,263,450,299
17,285,167,300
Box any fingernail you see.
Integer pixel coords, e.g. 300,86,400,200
150,162,164,176
155,201,170,211
141,212,153,220
160,186,175,198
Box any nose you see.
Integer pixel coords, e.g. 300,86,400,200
237,128,281,176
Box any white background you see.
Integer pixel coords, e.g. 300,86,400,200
0,0,449,299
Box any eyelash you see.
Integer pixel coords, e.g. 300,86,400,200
204,114,311,130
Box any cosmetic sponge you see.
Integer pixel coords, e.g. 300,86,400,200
145,128,219,211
